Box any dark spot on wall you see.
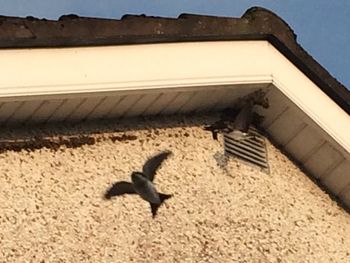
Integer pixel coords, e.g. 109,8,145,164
111,134,138,142
0,135,96,153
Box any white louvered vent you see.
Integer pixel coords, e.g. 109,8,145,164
224,127,269,170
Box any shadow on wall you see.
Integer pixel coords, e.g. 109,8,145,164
0,113,218,153
213,151,232,177
0,90,269,153
0,135,97,153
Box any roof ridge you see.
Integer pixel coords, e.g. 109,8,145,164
242,6,297,41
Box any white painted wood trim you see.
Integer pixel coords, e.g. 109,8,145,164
0,75,272,100
267,44,350,155
0,41,272,99
0,41,349,154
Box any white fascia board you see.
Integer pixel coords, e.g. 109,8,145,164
267,43,350,155
0,41,349,154
0,41,272,98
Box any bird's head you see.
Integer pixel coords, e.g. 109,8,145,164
131,171,145,184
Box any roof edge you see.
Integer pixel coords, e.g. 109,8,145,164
0,6,349,114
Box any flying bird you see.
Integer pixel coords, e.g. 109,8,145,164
226,102,255,141
204,119,232,140
204,89,269,141
205,104,255,141
226,90,269,140
104,150,173,218
204,108,240,140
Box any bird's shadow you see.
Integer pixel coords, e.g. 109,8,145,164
213,151,232,177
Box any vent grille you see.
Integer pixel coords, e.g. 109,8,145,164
224,127,269,170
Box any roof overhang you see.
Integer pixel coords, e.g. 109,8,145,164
1,40,350,208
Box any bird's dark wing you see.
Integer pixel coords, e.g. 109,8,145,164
253,112,266,124
142,151,172,181
104,181,136,199
204,120,228,131
204,120,234,140
220,108,239,121
232,103,254,133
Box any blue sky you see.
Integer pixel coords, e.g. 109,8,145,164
1,0,349,89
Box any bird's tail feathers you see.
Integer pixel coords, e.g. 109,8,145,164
150,193,172,218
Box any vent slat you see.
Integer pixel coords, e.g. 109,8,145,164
249,128,262,135
241,141,265,153
224,134,264,146
225,141,266,158
224,135,265,153
225,143,267,162
224,126,269,170
225,148,269,168
224,136,265,153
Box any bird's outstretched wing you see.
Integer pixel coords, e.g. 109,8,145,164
142,150,172,181
204,120,228,131
104,181,136,199
204,120,232,140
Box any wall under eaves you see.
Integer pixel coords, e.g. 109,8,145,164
0,114,349,262
1,40,350,210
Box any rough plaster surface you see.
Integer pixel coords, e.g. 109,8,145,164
0,115,349,262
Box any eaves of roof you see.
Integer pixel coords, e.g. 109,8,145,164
0,6,349,114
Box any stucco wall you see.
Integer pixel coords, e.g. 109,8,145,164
0,115,349,262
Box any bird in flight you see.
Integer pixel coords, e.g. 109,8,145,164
204,89,269,141
226,102,255,141
204,108,239,140
104,150,173,218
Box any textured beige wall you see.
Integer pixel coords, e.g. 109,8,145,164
0,115,349,262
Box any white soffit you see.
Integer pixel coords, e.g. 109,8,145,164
0,41,349,154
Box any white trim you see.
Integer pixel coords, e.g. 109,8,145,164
0,75,272,99
0,41,271,97
0,41,349,154
268,44,350,155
